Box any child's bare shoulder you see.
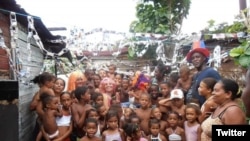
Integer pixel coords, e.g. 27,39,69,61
89,136,102,141
102,130,108,136
41,88,54,96
181,104,186,109
178,126,185,133
134,108,140,113
206,98,216,105
165,127,171,132
160,134,167,141
72,103,84,112
189,73,194,78
178,78,183,83
95,137,102,141
79,136,86,141
47,109,58,117
118,128,124,134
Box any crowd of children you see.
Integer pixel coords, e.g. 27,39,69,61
30,60,248,141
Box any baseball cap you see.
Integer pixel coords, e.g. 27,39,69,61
170,89,184,99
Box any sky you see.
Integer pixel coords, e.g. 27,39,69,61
16,0,137,34
15,0,242,35
182,0,240,34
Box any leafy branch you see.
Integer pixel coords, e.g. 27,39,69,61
230,41,250,68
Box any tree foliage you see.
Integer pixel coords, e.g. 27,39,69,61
130,0,191,34
230,41,250,68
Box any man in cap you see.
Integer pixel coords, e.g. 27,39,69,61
186,47,221,106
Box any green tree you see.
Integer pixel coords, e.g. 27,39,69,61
130,0,191,34
207,19,215,28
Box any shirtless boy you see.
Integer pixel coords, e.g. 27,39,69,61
135,93,152,135
71,86,93,138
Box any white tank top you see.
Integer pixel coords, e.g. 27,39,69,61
95,124,101,138
56,114,71,126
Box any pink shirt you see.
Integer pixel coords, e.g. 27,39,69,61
184,121,200,141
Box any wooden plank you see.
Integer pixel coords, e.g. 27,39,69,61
19,109,36,127
19,84,38,141
18,117,35,141
19,93,33,106
19,83,39,96
18,29,40,46
18,65,42,80
16,37,44,83
17,25,44,141
18,39,44,62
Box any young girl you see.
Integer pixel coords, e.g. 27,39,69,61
148,119,167,141
54,92,73,141
86,109,103,138
128,88,136,109
38,93,62,141
93,74,102,92
120,78,130,107
107,64,117,80
114,73,124,88
53,78,66,99
198,77,217,123
95,104,107,128
102,110,125,141
109,104,124,123
98,68,107,80
70,90,78,104
151,107,168,137
184,103,201,141
120,107,135,129
129,114,141,125
91,92,104,108
123,123,148,141
80,118,101,141
165,111,186,141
